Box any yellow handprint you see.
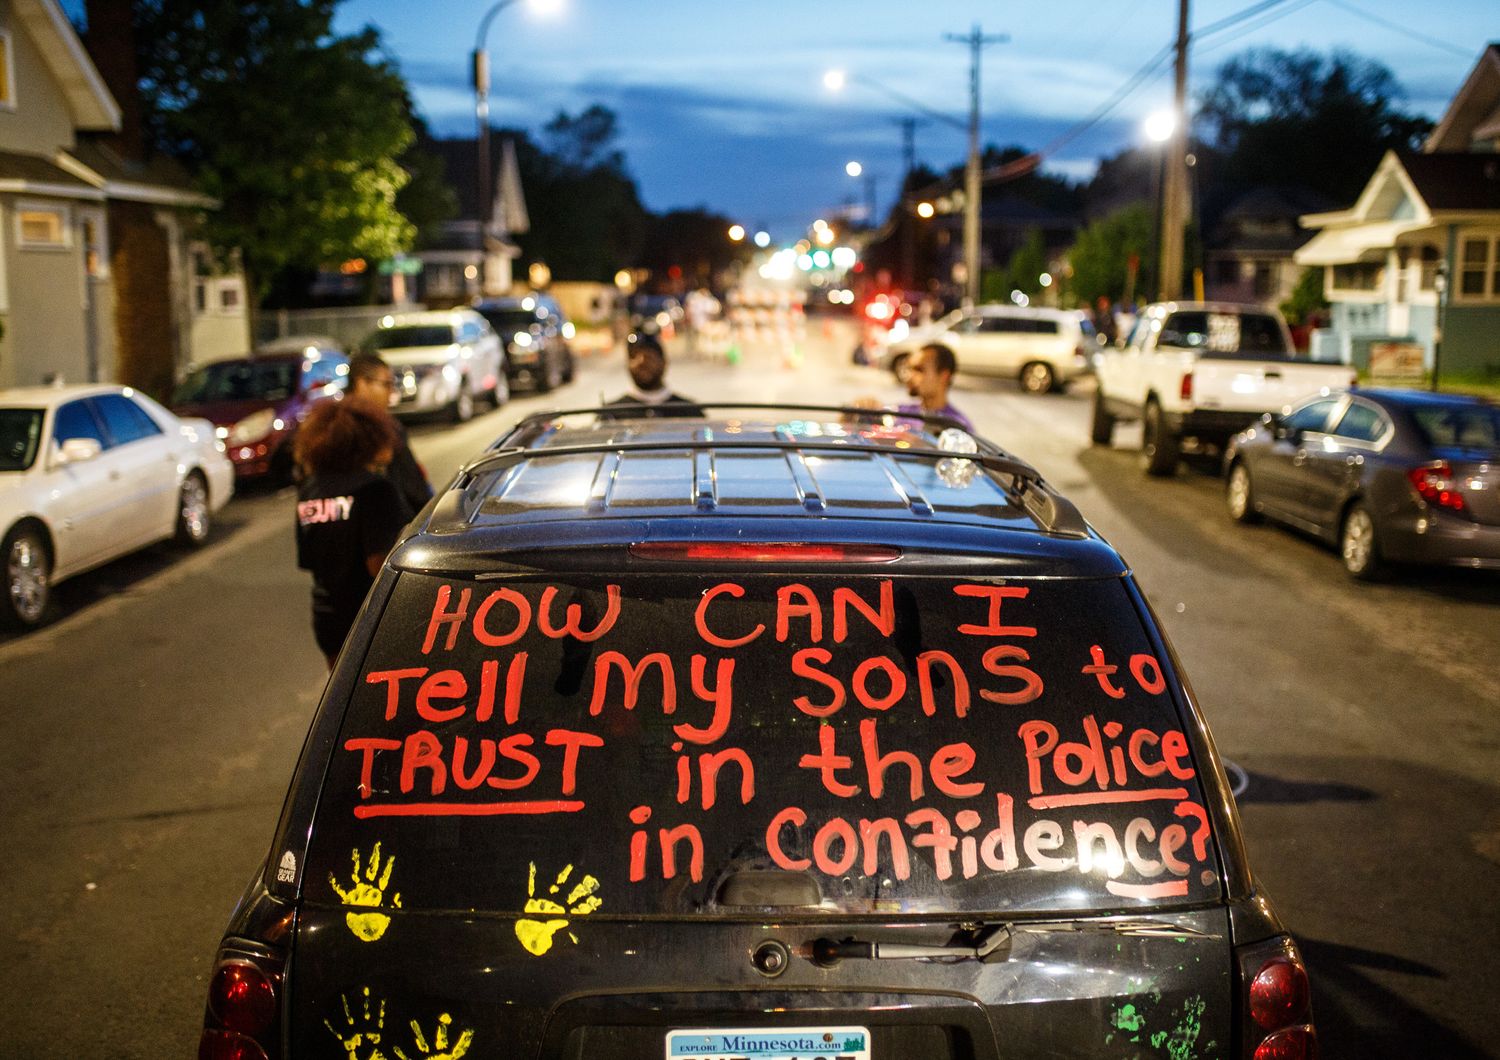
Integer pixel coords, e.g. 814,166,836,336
325,987,388,1060
330,842,403,942
394,1012,475,1060
514,861,602,956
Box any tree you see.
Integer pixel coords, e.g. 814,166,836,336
1068,205,1155,307
639,209,749,287
132,0,418,306
1197,47,1431,206
1003,229,1050,298
510,107,649,282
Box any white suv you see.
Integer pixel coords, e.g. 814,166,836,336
881,305,1094,394
364,309,507,422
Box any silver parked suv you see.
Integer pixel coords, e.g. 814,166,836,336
882,305,1095,394
363,308,508,422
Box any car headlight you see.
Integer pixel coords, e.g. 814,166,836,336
513,331,532,348
227,408,277,445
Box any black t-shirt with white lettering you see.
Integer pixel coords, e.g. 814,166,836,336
295,470,411,626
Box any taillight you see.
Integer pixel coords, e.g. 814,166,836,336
1180,372,1194,400
1250,958,1310,1030
1408,462,1466,512
209,961,276,1035
200,949,282,1060
1237,936,1316,1059
630,542,900,563
199,1030,269,1060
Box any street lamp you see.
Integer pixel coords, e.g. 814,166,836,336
1144,110,1175,304
845,160,863,178
474,0,561,249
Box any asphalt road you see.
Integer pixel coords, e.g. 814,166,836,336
1,316,1496,1057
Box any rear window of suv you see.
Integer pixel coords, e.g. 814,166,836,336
303,572,1222,917
1159,311,1290,357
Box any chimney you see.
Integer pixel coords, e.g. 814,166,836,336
81,0,145,160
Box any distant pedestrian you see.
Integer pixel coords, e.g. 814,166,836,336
896,343,973,432
346,352,433,513
849,342,973,434
294,400,414,667
601,332,702,418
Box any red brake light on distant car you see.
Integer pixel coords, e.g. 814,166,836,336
208,960,276,1036
1250,957,1311,1030
629,542,900,563
1180,372,1194,400
1408,462,1466,511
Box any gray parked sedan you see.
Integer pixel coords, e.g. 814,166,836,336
1224,387,1500,578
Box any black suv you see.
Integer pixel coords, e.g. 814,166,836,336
201,406,1314,1060
474,295,576,393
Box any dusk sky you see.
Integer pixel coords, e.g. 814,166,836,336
336,1,1493,237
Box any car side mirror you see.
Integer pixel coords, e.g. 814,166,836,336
57,437,102,465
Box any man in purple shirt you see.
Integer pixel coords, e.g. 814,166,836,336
896,343,973,432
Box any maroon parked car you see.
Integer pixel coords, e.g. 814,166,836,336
171,339,348,481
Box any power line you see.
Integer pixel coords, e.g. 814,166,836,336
1317,0,1475,59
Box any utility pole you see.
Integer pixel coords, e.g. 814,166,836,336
945,24,1007,308
1159,0,1190,301
893,117,921,288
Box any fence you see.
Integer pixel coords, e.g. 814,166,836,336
253,305,412,351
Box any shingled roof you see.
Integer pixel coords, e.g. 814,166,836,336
1399,152,1500,212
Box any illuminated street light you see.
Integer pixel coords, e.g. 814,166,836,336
727,224,746,242
845,160,863,178
823,69,847,92
473,0,563,292
1144,110,1175,144
753,231,771,248
916,201,935,219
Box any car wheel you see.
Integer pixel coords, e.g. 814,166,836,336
175,471,212,547
535,354,559,394
1226,461,1261,523
1141,401,1181,477
452,382,475,423
1340,500,1384,580
1019,361,1055,394
891,352,912,385
2,523,51,630
1089,389,1115,446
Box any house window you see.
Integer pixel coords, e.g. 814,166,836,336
80,210,109,278
0,30,14,110
1331,263,1382,292
1418,245,1440,291
17,205,70,248
216,279,243,312
1459,238,1488,296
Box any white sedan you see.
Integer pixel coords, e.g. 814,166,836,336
0,384,234,629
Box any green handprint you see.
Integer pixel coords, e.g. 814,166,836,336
394,1012,474,1060
330,842,403,942
325,987,388,1060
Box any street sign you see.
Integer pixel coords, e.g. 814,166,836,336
378,257,422,276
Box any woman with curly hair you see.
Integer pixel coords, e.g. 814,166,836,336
293,400,414,667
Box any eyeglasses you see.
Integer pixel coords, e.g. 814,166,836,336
367,375,396,390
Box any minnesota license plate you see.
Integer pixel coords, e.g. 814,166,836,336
666,1026,871,1060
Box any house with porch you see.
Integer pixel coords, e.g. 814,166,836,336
0,0,246,394
1295,44,1500,378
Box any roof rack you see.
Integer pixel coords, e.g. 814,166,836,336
427,405,1089,539
505,402,978,439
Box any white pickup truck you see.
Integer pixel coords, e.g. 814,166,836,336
1091,301,1357,475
